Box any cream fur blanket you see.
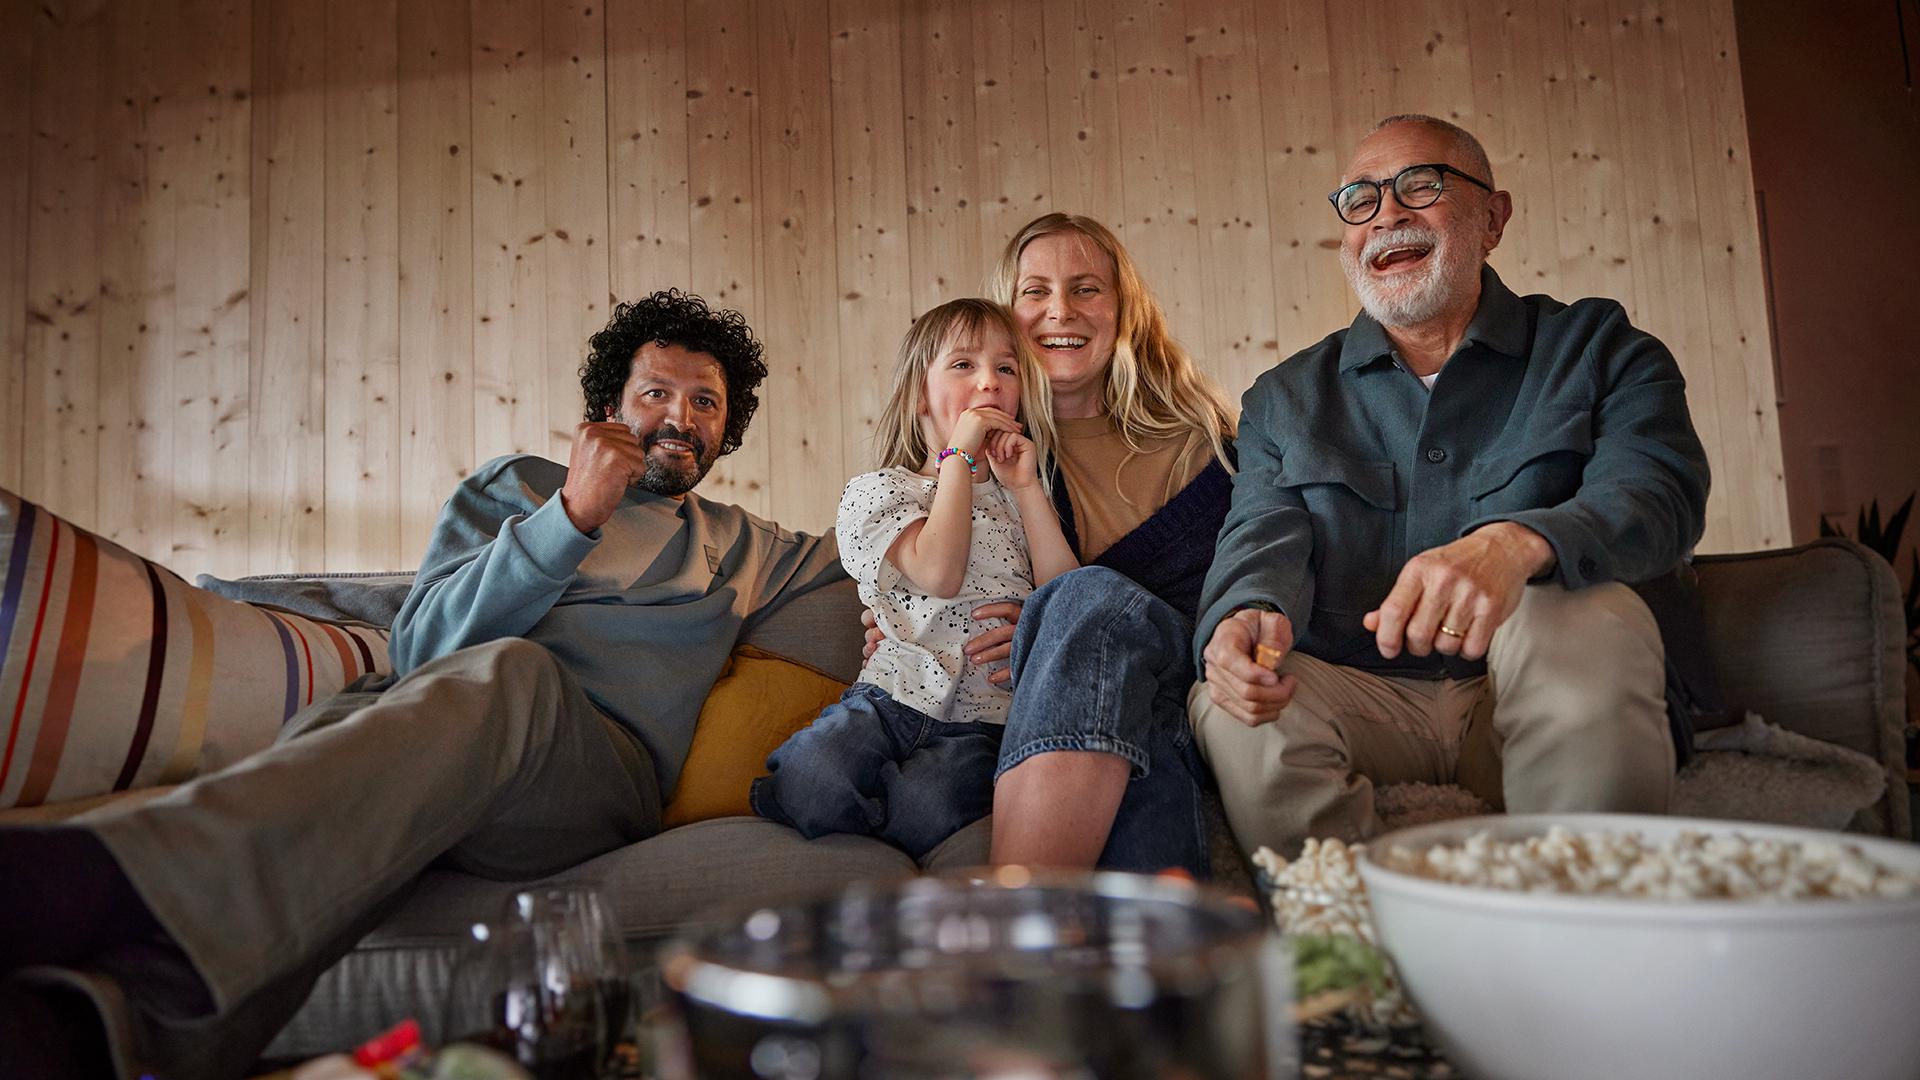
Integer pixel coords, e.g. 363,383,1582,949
1373,713,1887,833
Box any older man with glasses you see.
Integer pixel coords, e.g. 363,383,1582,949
1188,114,1712,858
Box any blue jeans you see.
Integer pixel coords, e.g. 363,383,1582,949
751,683,1003,860
999,566,1212,878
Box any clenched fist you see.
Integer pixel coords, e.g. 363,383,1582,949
560,421,650,533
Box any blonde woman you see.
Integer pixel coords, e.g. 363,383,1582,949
871,213,1238,876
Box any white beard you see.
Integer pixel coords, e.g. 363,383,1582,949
1341,225,1481,328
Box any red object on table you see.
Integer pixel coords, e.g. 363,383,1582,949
352,1019,422,1068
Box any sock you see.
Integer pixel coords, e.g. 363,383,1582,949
0,977,118,1079
0,827,166,973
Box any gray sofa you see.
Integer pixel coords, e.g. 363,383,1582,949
9,539,1913,1061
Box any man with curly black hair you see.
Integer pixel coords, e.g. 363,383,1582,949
580,289,766,458
563,289,766,504
0,292,848,1078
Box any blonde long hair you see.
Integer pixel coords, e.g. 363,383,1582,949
873,298,1058,495
985,213,1236,478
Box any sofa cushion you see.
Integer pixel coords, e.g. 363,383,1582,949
740,577,867,685
1694,539,1910,838
662,645,849,828
0,489,391,809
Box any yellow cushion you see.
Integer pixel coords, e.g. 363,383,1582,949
662,644,849,828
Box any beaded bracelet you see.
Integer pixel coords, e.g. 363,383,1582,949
936,446,977,474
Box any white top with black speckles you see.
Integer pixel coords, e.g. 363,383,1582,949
835,467,1031,725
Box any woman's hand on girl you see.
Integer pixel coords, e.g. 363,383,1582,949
964,601,1023,686
983,429,1039,489
863,598,1023,687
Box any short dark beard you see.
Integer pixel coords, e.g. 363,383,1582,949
638,455,707,497
632,422,719,496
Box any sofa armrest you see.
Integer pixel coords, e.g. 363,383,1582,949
195,570,416,628
1693,539,1909,837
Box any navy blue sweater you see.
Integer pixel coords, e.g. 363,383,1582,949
1050,446,1236,623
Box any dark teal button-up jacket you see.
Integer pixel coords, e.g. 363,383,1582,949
1193,266,1710,680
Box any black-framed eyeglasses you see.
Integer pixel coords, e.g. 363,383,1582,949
1328,163,1494,225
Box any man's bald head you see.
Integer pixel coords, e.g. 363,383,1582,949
1365,114,1494,188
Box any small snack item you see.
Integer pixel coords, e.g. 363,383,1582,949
352,1020,429,1079
1290,932,1387,1022
425,1044,535,1080
1254,642,1285,671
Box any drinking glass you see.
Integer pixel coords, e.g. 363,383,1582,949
441,884,629,1079
536,885,634,1059
656,869,1294,1079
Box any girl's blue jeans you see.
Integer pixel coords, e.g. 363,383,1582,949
751,683,1002,860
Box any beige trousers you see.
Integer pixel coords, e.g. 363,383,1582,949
75,637,660,1079
1190,582,1673,858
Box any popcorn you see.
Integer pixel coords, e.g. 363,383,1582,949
1374,825,1920,901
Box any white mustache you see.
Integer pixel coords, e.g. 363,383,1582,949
1362,226,1440,265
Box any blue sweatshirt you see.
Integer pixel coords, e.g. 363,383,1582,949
390,455,846,798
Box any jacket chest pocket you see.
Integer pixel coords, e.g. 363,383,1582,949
1276,444,1398,614
1468,408,1593,514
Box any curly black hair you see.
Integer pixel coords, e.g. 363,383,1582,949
579,289,768,457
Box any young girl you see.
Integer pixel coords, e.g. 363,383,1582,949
750,298,1078,858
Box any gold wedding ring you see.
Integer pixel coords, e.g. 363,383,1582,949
1254,643,1285,670
1438,624,1466,638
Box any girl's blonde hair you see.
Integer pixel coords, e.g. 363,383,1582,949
873,298,1057,495
985,213,1237,482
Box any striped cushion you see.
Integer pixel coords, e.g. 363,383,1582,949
0,489,391,809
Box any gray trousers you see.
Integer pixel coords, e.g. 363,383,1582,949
72,637,661,1079
1190,582,1673,859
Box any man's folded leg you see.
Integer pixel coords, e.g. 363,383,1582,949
1188,652,1455,859
1,636,660,1079
1476,582,1673,815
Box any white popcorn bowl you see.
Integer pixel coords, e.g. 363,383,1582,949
1356,813,1920,1080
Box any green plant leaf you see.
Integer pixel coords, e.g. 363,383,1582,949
1882,494,1914,561
1907,549,1920,637
1858,499,1904,564
1906,546,1920,677
1812,496,1920,675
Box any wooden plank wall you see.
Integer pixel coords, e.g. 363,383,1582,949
2,0,1791,579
